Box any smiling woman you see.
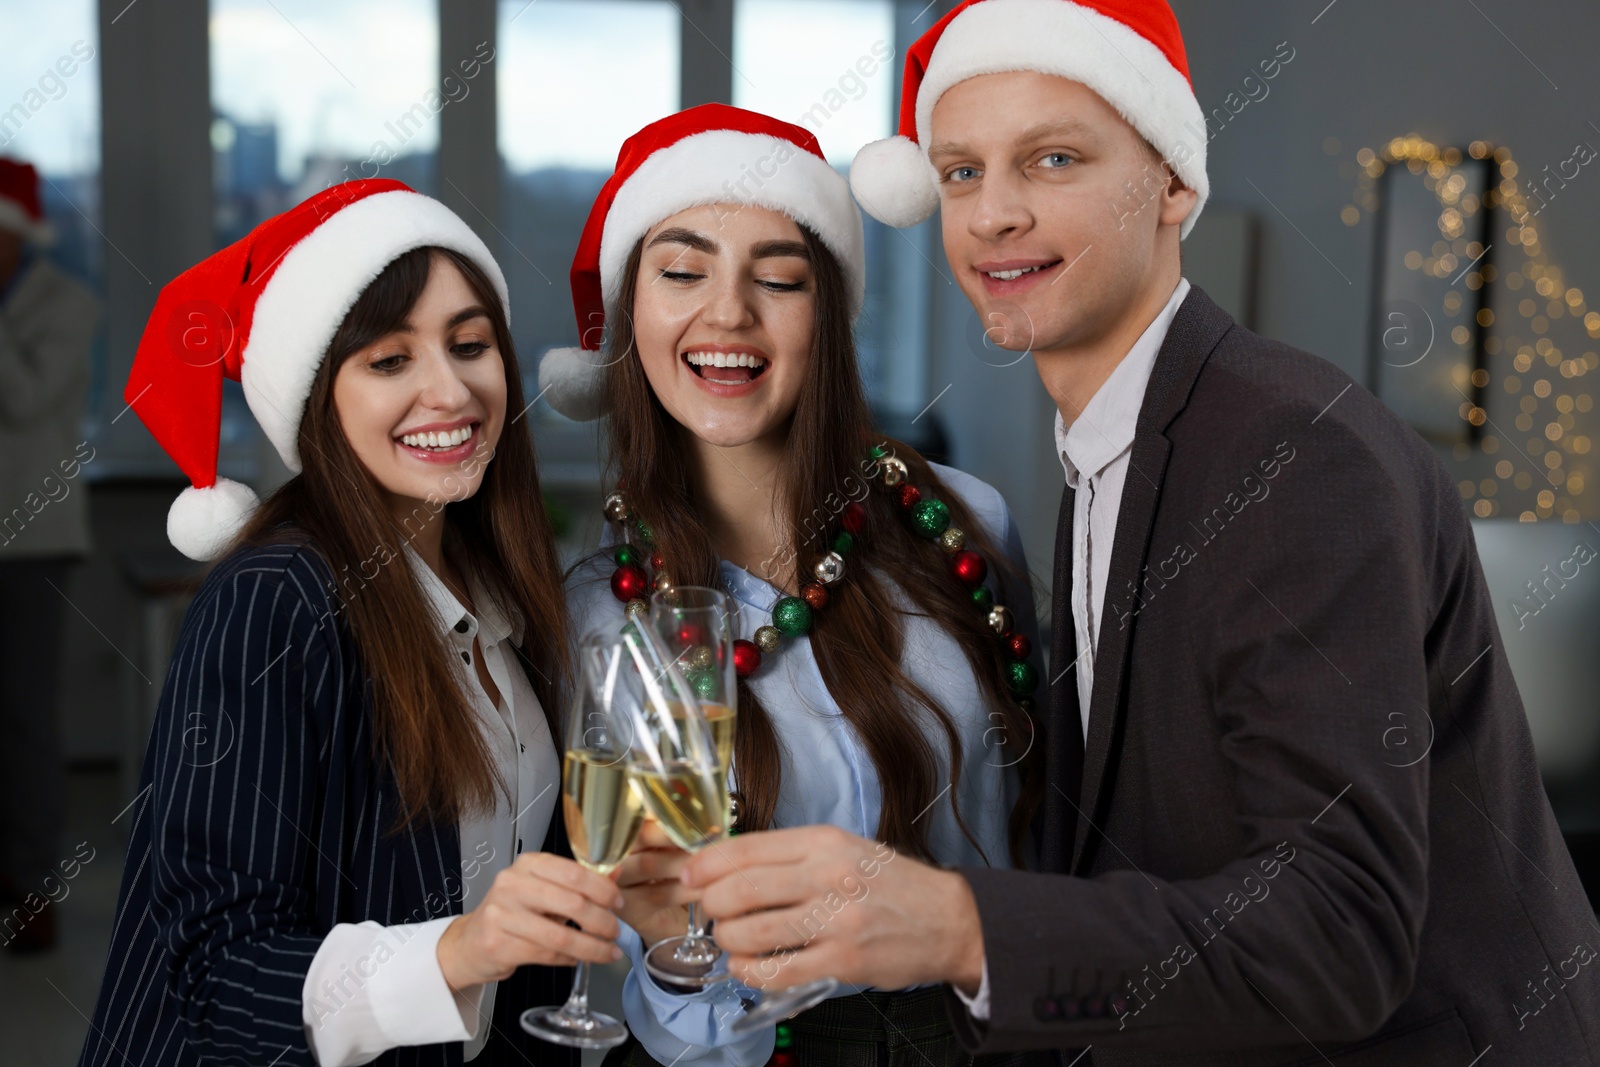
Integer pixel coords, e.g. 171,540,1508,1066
545,105,1049,1067
78,181,621,1067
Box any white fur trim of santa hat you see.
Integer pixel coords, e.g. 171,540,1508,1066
598,129,865,318
0,195,55,245
852,0,1209,239
239,190,508,472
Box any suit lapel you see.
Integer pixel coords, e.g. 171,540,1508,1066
1040,482,1083,874
1065,285,1239,872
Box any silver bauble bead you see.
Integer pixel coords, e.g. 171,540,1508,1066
814,551,846,585
879,456,908,487
604,492,629,523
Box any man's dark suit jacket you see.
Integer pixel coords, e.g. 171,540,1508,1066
951,285,1600,1065
78,539,578,1067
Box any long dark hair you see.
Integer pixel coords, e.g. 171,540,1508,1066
602,227,1041,865
232,246,569,828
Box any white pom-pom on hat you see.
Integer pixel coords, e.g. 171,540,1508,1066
167,478,261,562
849,136,941,228
538,346,610,423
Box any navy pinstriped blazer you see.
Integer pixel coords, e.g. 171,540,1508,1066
78,538,579,1067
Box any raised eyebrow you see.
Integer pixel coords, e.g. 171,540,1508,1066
647,227,718,254
751,239,810,261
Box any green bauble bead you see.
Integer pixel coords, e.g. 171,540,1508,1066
832,531,855,555
909,498,951,538
687,668,718,700
868,443,889,460
772,596,814,637
634,518,654,544
971,585,995,610
614,543,641,567
1005,659,1039,697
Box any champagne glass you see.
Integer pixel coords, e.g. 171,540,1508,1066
646,587,841,1028
624,594,734,988
521,632,647,1049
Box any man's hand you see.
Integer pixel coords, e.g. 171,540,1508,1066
682,825,986,993
615,820,696,947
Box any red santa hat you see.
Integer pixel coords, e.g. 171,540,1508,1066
849,0,1209,238
126,178,506,561
0,159,55,244
537,103,864,422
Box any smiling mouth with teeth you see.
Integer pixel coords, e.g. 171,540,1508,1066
983,262,1061,281
398,423,477,451
683,350,770,385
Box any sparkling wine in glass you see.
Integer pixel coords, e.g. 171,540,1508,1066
521,632,645,1050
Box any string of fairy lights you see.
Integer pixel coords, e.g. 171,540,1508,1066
1341,134,1600,522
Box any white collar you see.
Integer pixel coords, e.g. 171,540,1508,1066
1055,277,1191,486
403,543,522,646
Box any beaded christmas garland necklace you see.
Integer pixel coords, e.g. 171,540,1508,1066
603,445,1039,706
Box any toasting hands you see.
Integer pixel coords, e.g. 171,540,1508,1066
680,825,987,994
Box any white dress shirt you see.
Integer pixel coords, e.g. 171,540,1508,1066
1057,277,1190,740
299,547,561,1066
957,277,1190,1025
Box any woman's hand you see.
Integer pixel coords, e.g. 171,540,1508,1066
615,821,697,947
436,852,624,992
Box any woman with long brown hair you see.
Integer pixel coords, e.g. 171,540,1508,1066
542,107,1048,1066
79,180,622,1067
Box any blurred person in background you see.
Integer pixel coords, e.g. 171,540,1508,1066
0,157,98,955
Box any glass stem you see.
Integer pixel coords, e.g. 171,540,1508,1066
685,900,707,943
560,960,592,1019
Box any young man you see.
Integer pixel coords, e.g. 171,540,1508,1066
682,1,1600,1063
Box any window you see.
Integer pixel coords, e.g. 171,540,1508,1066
210,0,442,246
734,0,923,412
497,0,679,449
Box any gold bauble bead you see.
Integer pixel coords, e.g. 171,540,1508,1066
879,456,908,487
987,604,1014,636
654,572,674,593
688,644,715,670
603,491,629,523
753,625,781,654
939,526,966,553
624,598,649,617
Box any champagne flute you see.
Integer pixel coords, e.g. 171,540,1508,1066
645,587,841,1028
622,597,733,988
521,632,646,1049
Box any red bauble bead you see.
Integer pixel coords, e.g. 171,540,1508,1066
800,581,830,611
842,501,867,535
732,639,762,678
677,622,707,647
1006,632,1032,661
896,484,922,510
650,552,665,571
950,549,987,588
610,564,650,602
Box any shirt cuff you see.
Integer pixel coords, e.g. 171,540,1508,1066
617,923,775,1065
303,918,485,1066
952,958,991,1021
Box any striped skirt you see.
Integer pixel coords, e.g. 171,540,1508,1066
603,986,1063,1066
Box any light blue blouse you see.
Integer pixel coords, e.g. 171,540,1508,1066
564,463,1044,1065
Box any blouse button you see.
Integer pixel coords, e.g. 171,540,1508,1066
461,651,471,664
454,619,470,634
